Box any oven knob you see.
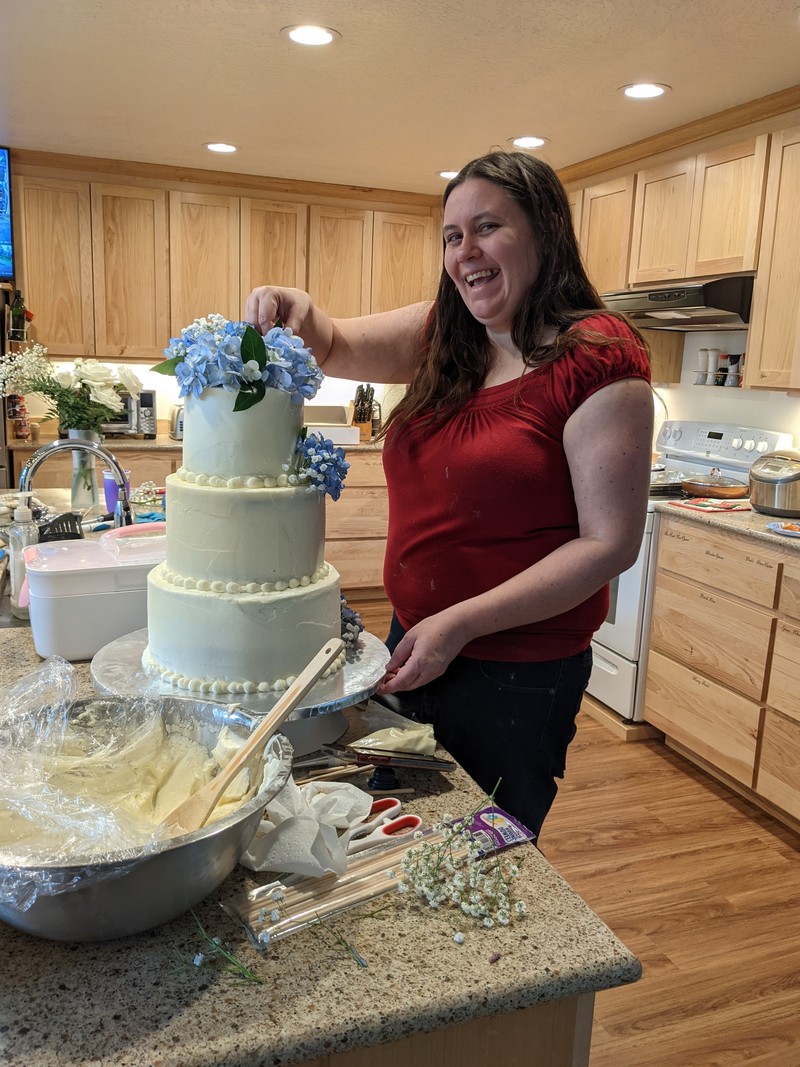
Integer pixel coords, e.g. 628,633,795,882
756,440,769,453
731,437,743,450
744,439,756,452
671,427,682,441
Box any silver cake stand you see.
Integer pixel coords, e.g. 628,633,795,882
90,628,391,756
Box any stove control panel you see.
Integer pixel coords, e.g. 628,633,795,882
656,421,794,472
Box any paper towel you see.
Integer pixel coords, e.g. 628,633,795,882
240,778,373,878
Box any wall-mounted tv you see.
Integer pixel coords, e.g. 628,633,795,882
0,146,14,282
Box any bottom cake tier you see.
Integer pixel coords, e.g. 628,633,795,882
144,562,344,694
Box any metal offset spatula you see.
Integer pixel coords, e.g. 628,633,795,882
160,638,344,837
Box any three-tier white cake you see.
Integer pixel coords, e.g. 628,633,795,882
143,386,344,694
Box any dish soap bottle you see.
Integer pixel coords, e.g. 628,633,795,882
8,492,38,620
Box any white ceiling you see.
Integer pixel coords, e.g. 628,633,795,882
3,0,800,195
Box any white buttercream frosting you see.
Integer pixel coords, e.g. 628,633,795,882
145,385,343,692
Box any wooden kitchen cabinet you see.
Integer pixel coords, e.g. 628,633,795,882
644,517,780,787
645,648,760,787
91,184,170,360
628,136,767,284
239,198,308,301
628,157,697,284
308,206,373,318
644,513,800,827
11,444,181,491
756,708,800,821
639,329,683,385
766,618,800,721
15,177,172,360
578,176,635,294
169,191,240,329
648,569,774,702
764,557,800,721
370,211,438,312
12,155,441,374
308,207,438,319
742,124,800,390
13,175,95,356
685,137,768,277
565,186,583,236
654,515,781,609
777,554,800,620
755,543,800,816
325,449,387,590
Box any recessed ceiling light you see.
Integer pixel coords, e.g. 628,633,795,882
281,25,341,46
510,135,548,150
438,170,459,180
620,83,670,99
205,142,238,154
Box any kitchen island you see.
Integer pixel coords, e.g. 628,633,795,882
0,625,640,1067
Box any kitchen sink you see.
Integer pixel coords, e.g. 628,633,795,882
304,405,361,445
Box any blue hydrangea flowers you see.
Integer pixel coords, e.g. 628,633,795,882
153,314,323,411
288,432,350,501
340,595,364,646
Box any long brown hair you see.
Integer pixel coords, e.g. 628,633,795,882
383,150,644,435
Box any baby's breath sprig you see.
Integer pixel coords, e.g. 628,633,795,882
308,915,369,969
185,910,264,984
398,789,527,936
257,891,369,969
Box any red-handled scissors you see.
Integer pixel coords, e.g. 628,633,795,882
342,797,422,855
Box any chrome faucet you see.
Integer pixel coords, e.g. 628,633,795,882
18,438,134,527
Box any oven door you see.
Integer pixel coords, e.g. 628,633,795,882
593,512,654,661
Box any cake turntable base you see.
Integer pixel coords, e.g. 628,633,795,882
90,629,391,756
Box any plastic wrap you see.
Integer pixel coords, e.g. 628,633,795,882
0,657,270,911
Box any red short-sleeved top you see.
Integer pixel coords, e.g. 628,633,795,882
381,313,651,661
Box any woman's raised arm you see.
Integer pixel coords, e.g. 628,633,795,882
244,285,431,384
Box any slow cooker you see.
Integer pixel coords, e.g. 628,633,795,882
749,450,800,517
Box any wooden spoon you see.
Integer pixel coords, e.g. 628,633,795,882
160,637,344,837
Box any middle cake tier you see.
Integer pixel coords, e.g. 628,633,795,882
164,474,326,588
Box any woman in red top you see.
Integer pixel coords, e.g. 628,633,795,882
246,151,653,838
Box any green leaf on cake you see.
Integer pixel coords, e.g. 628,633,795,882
233,380,266,412
151,356,184,376
241,324,267,370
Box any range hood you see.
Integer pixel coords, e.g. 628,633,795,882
602,275,754,331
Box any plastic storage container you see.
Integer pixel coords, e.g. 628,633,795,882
22,524,166,660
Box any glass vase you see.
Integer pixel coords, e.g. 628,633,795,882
68,428,101,511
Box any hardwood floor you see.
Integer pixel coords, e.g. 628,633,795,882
344,594,800,1064
544,710,800,1067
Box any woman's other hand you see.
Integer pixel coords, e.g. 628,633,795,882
244,286,315,336
378,609,470,693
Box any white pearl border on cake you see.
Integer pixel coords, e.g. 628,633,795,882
176,465,305,491
159,562,331,595
142,647,347,695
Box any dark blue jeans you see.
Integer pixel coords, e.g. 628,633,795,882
376,615,593,840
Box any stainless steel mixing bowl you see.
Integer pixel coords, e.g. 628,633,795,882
0,696,293,942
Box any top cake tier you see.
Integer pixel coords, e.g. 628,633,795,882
182,387,303,481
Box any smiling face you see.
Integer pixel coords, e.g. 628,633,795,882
442,177,541,335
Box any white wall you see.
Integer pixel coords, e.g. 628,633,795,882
27,330,800,447
653,329,800,447
24,361,391,425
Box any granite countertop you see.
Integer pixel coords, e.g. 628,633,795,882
0,628,640,1067
654,500,800,550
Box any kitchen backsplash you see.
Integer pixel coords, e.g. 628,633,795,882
23,361,392,427
23,332,799,448
654,329,800,446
